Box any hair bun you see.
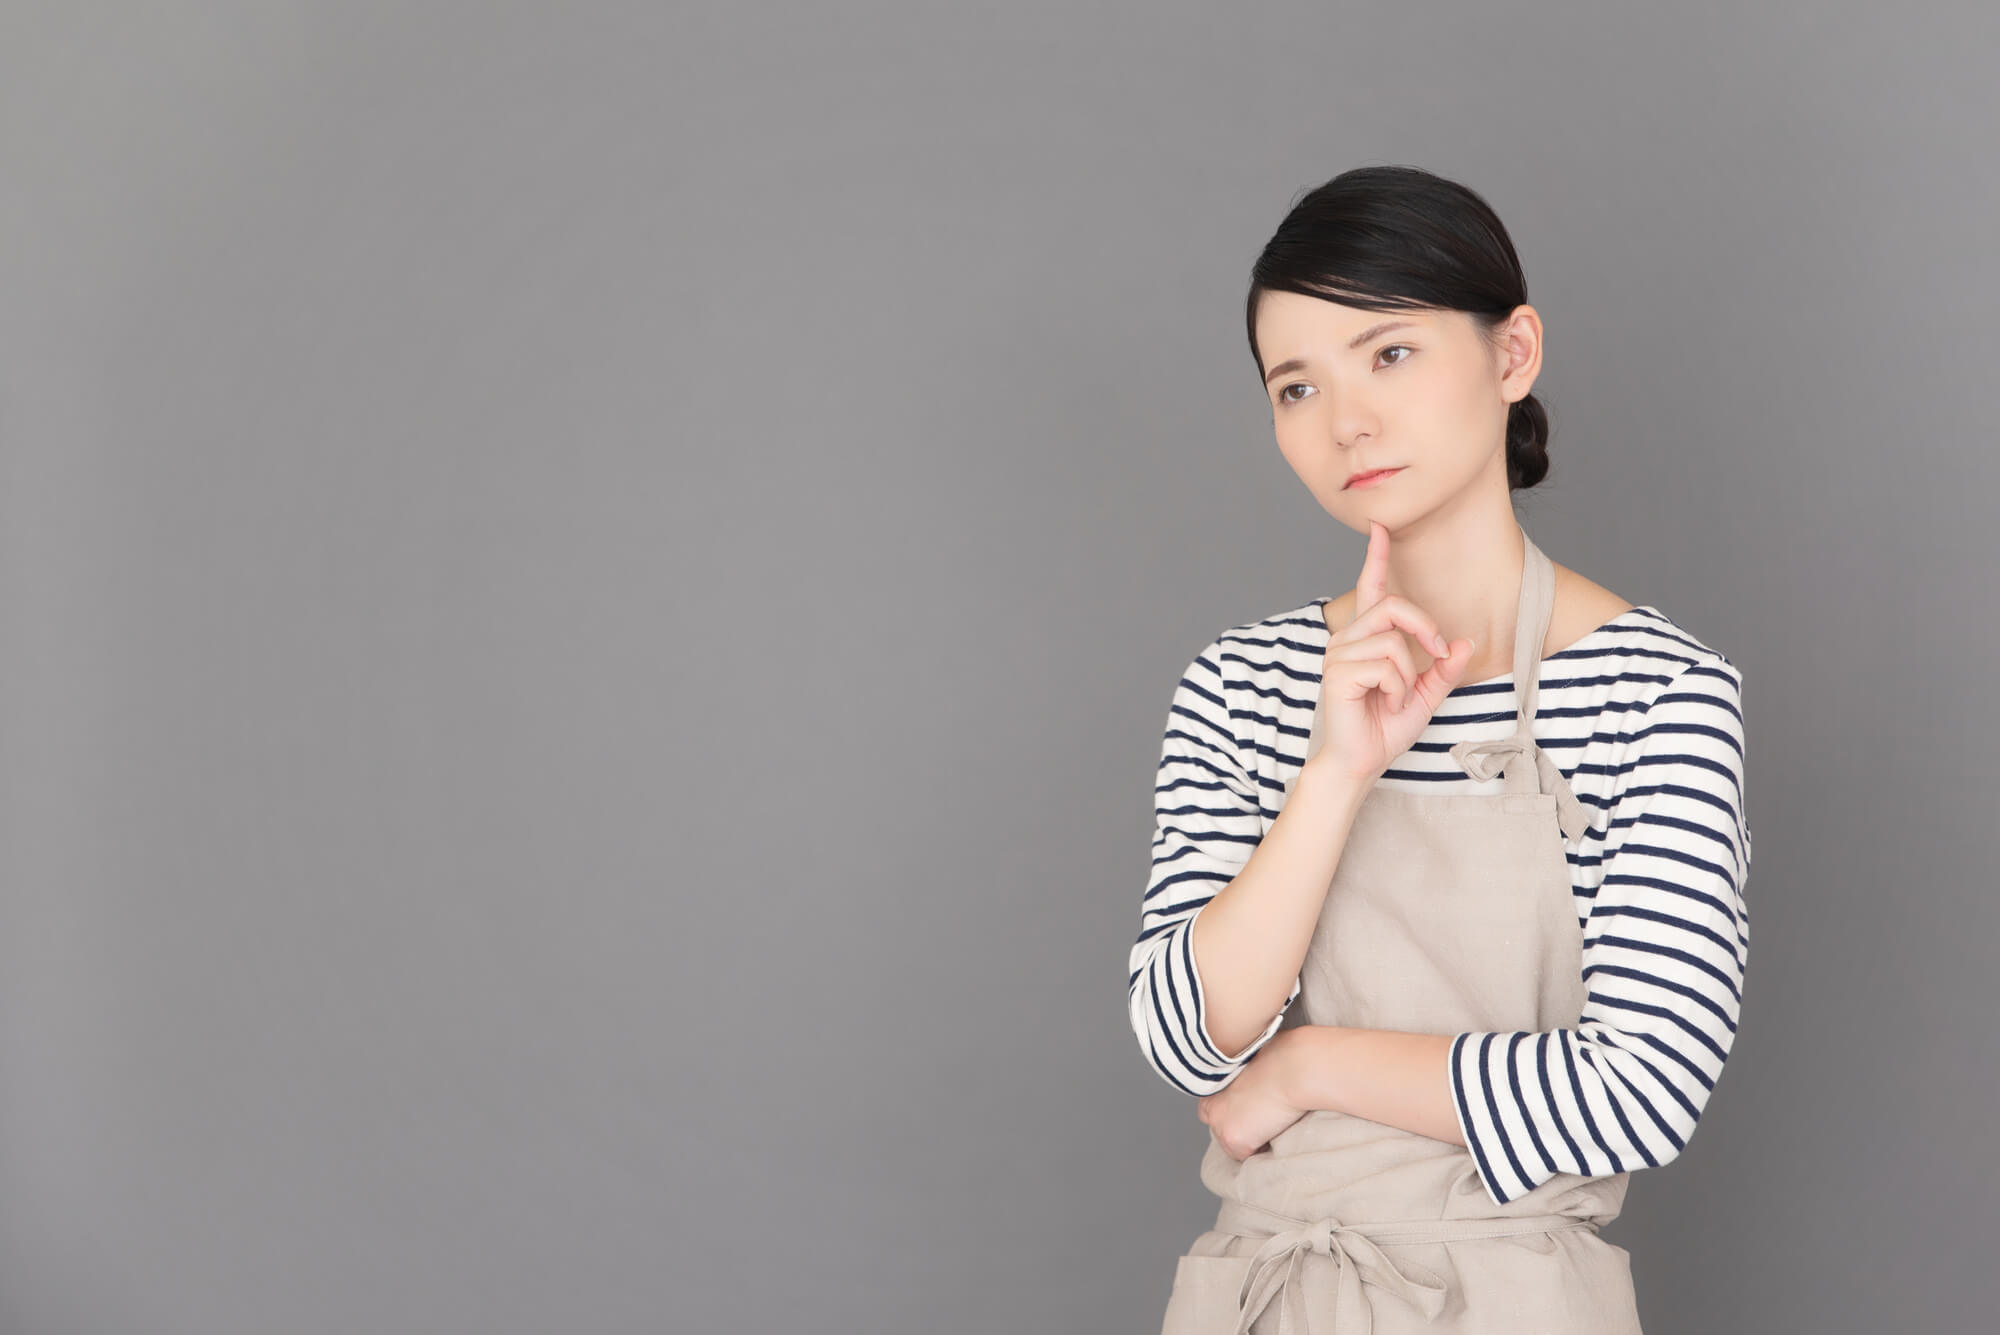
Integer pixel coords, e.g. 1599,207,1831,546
1506,393,1550,491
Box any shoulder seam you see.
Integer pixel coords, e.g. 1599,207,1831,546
1635,647,1735,716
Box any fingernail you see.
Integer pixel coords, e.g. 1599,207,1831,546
1433,634,1449,655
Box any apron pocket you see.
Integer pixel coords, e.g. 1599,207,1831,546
1160,1253,1253,1335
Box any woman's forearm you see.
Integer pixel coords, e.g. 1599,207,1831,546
1189,763,1371,1059
1279,1025,1467,1147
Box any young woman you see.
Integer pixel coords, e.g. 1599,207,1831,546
1130,166,1751,1334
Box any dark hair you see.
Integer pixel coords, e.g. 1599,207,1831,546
1245,165,1550,491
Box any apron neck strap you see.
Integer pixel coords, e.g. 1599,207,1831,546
1510,525,1556,738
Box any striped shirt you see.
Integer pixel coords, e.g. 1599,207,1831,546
1127,596,1751,1207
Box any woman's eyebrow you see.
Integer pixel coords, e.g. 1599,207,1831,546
1262,320,1420,385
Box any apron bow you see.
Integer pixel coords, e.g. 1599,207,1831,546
1232,1214,1449,1335
1447,736,1591,845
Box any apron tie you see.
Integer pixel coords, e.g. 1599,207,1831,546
1448,736,1591,845
1212,1200,1602,1334
1231,1214,1449,1335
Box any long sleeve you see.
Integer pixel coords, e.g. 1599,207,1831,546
1128,632,1302,1095
1447,656,1752,1205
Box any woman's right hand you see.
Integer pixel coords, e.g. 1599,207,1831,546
1307,520,1477,787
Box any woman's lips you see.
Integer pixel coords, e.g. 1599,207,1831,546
1345,467,1405,490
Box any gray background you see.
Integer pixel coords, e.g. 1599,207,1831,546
3,3,1993,1332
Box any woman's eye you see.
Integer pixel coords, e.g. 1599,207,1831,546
1277,348,1412,404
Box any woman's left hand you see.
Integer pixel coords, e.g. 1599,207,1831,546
1197,1029,1311,1161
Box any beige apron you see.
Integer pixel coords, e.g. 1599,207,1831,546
1157,526,1643,1335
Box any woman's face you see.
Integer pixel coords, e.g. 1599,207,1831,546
1254,292,1540,536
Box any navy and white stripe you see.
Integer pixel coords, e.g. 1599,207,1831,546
1127,626,1304,1092
1127,598,1751,1207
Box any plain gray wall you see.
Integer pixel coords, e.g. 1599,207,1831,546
3,3,1994,1332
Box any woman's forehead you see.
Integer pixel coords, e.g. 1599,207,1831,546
1257,297,1459,350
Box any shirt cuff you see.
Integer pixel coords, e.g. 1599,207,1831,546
1448,1031,1518,1207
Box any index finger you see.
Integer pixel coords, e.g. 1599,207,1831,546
1354,520,1391,615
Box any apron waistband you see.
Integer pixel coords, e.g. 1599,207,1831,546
1212,1198,1597,1334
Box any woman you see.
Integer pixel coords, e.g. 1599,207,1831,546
1129,166,1751,1333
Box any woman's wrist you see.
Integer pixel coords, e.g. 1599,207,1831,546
1274,1025,1344,1111
1294,758,1375,823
